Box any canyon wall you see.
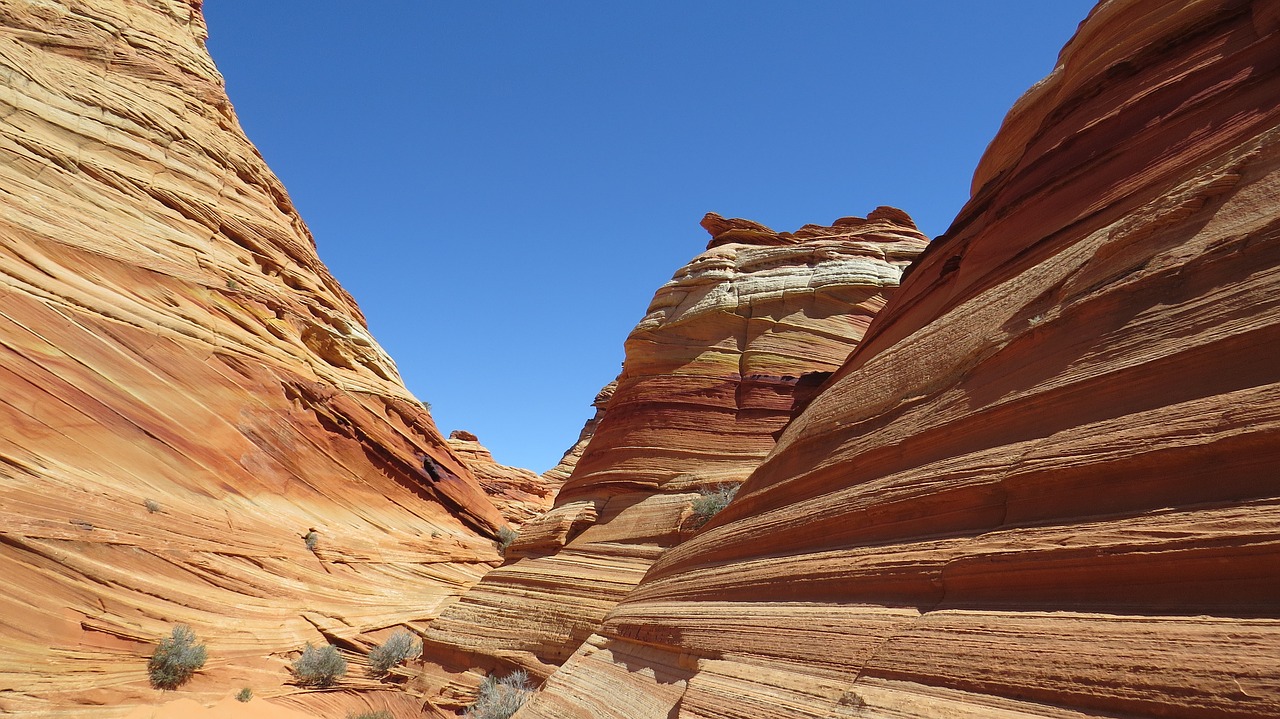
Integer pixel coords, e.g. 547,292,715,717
541,380,616,486
0,1,506,716
515,0,1280,717
448,430,556,526
421,210,927,687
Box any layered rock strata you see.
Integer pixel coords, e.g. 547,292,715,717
447,430,554,526
518,0,1280,717
421,210,927,685
540,380,616,485
0,2,503,716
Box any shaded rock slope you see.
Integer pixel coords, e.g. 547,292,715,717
516,0,1280,717
419,210,927,690
0,1,509,716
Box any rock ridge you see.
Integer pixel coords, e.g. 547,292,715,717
417,209,927,697
515,1,1280,717
0,2,504,716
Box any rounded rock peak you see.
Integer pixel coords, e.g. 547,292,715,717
700,212,791,249
866,205,918,229
449,430,479,442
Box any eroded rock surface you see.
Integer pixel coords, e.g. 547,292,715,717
447,430,554,526
541,380,616,485
518,1,1280,717
421,211,927,683
0,2,503,715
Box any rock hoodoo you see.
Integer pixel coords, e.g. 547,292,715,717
420,211,927,682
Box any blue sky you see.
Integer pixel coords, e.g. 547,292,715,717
203,2,1096,473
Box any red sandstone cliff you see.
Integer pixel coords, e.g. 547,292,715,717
419,210,927,695
0,2,503,716
517,1,1280,717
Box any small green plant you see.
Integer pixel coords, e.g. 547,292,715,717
235,687,253,702
690,484,739,527
144,499,161,513
368,629,420,676
148,624,207,689
346,711,393,719
291,642,346,687
303,531,318,551
496,526,519,554
466,670,533,719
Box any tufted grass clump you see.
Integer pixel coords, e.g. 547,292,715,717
466,670,533,719
291,643,346,687
346,712,393,719
235,687,253,702
303,531,319,551
690,484,739,527
496,526,518,554
368,629,420,676
144,499,161,513
148,624,207,689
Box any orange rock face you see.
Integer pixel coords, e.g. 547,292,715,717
421,211,927,681
517,1,1280,717
447,430,554,526
0,1,503,715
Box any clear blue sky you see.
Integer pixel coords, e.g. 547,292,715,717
203,2,1096,473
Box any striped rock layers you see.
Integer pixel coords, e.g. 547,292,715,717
421,211,927,685
0,1,504,716
540,380,616,486
516,1,1280,717
447,430,556,526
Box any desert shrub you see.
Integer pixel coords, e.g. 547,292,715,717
235,687,253,702
496,526,518,553
346,712,393,719
303,531,318,551
144,499,161,513
291,643,346,687
148,624,207,689
368,629,420,676
690,484,739,527
466,670,533,719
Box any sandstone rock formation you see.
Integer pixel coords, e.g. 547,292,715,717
447,430,554,526
0,1,503,716
517,0,1280,717
421,210,927,685
541,380,616,485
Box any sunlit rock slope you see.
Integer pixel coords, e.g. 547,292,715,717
448,430,555,526
421,210,927,684
517,1,1280,717
0,1,505,716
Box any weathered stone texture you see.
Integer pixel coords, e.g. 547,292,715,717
0,1,502,715
448,430,555,526
518,0,1280,717
422,211,926,682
